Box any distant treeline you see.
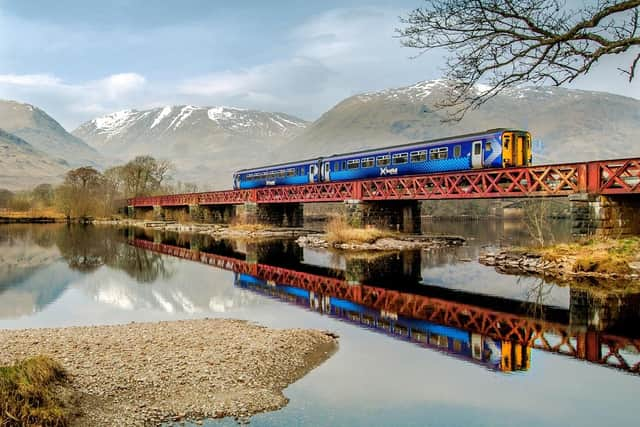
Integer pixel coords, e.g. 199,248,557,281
0,155,196,219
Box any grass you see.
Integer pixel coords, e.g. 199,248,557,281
325,217,394,245
0,356,71,426
0,208,66,220
228,222,271,232
537,236,640,275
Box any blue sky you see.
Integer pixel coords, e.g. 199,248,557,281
0,0,638,129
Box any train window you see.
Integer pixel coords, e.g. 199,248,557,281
342,160,347,170
376,155,390,166
392,153,408,164
410,150,427,162
361,157,375,168
429,147,448,160
474,143,481,155
486,142,492,151
278,170,285,178
335,162,341,171
347,159,360,169
287,168,295,177
300,167,305,175
454,145,461,158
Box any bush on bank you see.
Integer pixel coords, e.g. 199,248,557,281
0,356,71,427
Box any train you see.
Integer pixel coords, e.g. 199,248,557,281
233,128,532,190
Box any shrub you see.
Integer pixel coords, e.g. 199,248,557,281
0,356,71,426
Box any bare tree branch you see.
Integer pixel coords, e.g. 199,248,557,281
397,0,640,120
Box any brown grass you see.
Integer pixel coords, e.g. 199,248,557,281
538,237,640,275
0,208,66,220
325,217,394,244
0,356,71,426
229,223,271,232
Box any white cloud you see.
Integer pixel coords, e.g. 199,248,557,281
0,73,62,87
0,72,148,128
95,73,147,100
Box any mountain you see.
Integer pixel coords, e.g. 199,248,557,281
0,100,101,168
0,129,69,190
284,80,640,165
73,105,308,188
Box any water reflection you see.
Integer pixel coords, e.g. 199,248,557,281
130,232,640,376
1,223,639,376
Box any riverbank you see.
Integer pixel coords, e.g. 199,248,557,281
0,208,66,223
0,319,338,426
480,237,640,287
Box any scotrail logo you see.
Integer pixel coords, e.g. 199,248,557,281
380,167,398,176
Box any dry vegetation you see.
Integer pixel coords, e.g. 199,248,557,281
0,356,72,427
538,237,640,275
228,222,271,232
0,208,67,220
325,217,394,244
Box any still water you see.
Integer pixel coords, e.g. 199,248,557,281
1,223,639,426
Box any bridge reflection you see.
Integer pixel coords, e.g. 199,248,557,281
129,232,640,375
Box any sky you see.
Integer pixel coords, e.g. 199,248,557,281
0,0,638,130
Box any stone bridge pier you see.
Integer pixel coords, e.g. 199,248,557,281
240,202,304,227
570,194,640,237
344,200,421,234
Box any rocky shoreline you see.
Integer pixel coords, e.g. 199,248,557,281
98,219,317,239
479,249,640,285
0,318,338,426
297,234,465,251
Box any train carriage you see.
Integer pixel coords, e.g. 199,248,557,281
233,128,531,190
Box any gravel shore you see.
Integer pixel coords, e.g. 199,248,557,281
0,319,338,426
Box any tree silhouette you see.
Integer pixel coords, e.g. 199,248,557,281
398,0,640,119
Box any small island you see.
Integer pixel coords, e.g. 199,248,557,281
480,237,640,287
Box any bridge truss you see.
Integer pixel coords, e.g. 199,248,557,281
128,158,640,207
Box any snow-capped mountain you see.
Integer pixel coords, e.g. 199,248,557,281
285,80,640,165
73,105,308,188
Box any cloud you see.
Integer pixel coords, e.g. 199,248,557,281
177,7,440,119
0,73,62,87
0,72,148,128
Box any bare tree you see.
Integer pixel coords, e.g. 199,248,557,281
398,0,640,119
120,156,174,198
55,167,104,219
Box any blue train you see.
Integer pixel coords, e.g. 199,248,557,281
233,128,532,190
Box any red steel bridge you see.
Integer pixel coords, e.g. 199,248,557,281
133,238,640,375
128,157,640,207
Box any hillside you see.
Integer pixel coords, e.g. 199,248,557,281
283,80,640,165
0,100,102,168
73,106,308,188
0,129,68,190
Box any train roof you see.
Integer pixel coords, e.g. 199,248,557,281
235,128,525,173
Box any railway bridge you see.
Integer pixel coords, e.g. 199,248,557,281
127,157,640,236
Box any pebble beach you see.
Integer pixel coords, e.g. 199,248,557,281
0,318,338,426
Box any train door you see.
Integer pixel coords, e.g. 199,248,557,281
322,162,331,182
309,164,318,183
514,135,523,166
233,174,240,190
471,140,483,168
